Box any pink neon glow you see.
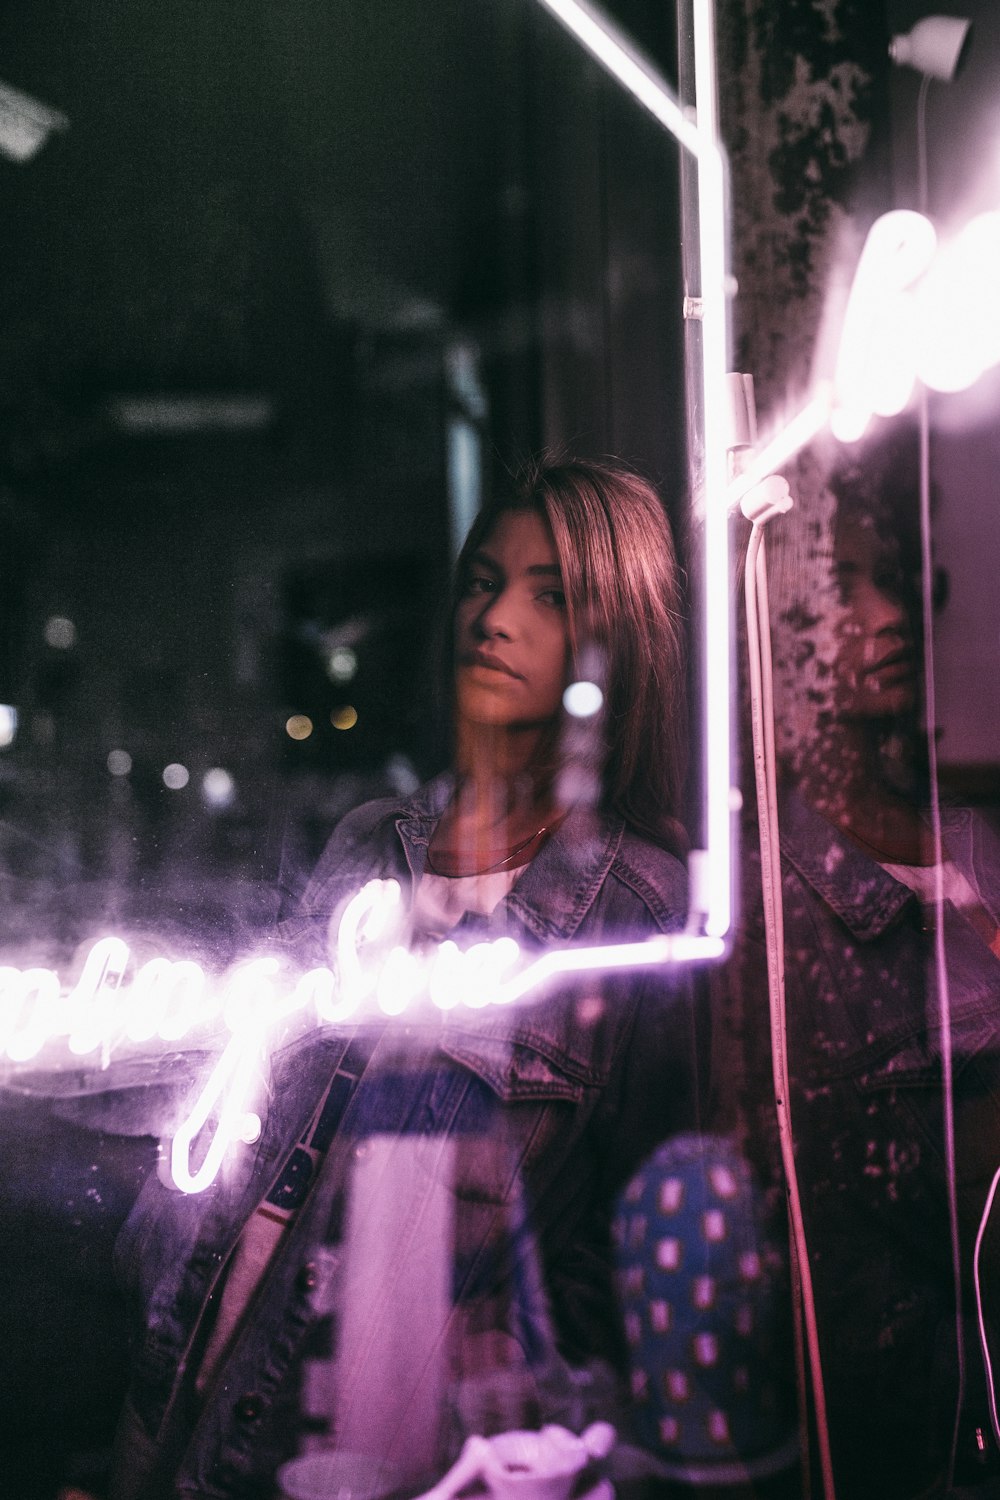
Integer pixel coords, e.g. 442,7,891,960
723,206,1000,495
828,207,1000,444
726,393,832,512
915,211,1000,395
830,210,937,443
535,0,734,946
1,880,722,1193
535,0,700,159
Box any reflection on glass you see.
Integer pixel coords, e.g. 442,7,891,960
728,444,1000,1500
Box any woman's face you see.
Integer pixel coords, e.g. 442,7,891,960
832,514,916,720
453,508,571,729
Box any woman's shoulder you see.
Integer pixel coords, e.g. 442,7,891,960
327,793,405,847
605,825,688,933
306,775,448,889
511,805,687,941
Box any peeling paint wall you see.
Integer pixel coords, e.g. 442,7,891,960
718,0,890,415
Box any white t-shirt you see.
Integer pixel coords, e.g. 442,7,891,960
411,867,522,942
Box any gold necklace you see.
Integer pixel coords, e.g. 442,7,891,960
425,821,556,878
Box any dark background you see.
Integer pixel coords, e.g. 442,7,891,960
0,0,690,968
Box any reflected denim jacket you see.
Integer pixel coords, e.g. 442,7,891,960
742,793,1000,1499
112,778,700,1499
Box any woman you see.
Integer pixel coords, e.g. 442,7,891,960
110,460,701,1499
727,449,1000,1499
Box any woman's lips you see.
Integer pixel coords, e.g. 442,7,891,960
460,650,523,679
867,648,915,679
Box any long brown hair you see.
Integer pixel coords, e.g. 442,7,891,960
451,459,687,850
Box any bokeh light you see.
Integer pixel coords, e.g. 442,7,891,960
44,615,76,649
327,646,358,683
286,714,313,740
202,767,235,808
162,762,190,790
563,680,604,718
331,705,359,731
107,748,133,777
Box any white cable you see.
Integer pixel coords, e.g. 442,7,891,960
914,70,968,1485
744,521,837,1500
974,1160,1000,1447
917,377,967,1484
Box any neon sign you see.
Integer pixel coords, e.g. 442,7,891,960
830,207,1000,442
728,204,1000,508
0,881,724,1194
536,0,735,944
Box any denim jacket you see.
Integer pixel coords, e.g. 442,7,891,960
740,793,1000,1499
111,778,700,1499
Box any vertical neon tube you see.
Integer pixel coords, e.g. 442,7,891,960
693,0,732,939
534,0,733,944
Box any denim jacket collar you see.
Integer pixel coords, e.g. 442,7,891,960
395,771,626,944
778,789,915,941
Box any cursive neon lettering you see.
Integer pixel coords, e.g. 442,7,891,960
128,957,209,1044
1,965,62,1062
831,207,1000,444
0,878,724,1192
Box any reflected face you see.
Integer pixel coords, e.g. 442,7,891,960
454,508,570,728
832,515,916,720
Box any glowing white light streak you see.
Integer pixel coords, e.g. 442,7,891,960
533,0,734,944
692,0,733,940
497,932,725,1007
65,936,130,1059
915,210,1000,395
0,881,723,1193
127,956,207,1043
826,207,1000,445
831,210,937,443
722,203,1000,510
0,965,61,1062
534,0,701,159
171,1027,263,1195
726,392,833,511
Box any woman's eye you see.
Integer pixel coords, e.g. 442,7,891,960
465,574,496,595
538,588,566,609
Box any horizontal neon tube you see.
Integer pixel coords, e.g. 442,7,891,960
726,391,833,512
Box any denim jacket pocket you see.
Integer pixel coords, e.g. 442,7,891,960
437,1031,588,1104
437,979,627,1101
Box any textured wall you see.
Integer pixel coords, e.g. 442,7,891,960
718,0,890,417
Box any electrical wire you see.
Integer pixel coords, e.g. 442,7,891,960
915,70,968,1487
918,375,967,1489
974,1160,1000,1447
744,521,837,1500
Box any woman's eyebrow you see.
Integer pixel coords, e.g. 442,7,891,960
468,552,561,579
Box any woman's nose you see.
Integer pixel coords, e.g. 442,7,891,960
870,585,908,638
474,590,513,639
